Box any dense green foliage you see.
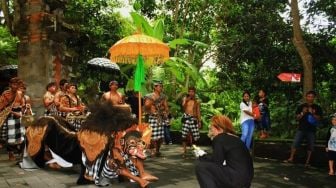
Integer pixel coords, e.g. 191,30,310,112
1,0,335,139
0,26,18,65
61,0,129,103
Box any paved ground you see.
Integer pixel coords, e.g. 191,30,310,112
0,144,335,188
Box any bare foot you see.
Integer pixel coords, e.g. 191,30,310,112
8,152,16,161
141,172,159,181
48,163,61,169
138,179,150,188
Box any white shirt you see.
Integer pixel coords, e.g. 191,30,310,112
328,126,336,152
240,101,253,124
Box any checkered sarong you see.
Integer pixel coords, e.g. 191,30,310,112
66,115,86,131
181,113,200,141
57,111,68,118
148,115,164,140
82,150,139,185
0,113,25,145
44,105,57,116
82,152,103,183
82,151,118,185
121,152,139,177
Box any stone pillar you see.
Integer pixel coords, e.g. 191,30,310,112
18,43,55,116
16,0,56,116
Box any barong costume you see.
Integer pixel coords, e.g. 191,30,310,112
26,102,155,187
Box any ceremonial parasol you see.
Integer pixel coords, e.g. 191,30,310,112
109,33,169,124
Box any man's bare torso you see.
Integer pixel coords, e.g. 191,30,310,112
184,99,198,116
103,91,123,105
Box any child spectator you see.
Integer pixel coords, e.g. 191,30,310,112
258,89,271,139
164,113,173,145
326,113,336,176
252,98,262,139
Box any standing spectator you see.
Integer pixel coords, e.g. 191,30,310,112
240,91,255,150
143,81,169,157
43,82,58,116
258,89,271,139
284,90,323,167
101,80,124,105
181,86,201,157
326,113,336,176
195,115,254,188
252,98,261,140
0,77,25,161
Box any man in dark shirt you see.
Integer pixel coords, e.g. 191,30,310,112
285,90,323,166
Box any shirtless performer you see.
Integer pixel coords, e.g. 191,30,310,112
181,86,201,157
54,79,68,117
101,80,124,105
0,77,25,160
144,81,169,157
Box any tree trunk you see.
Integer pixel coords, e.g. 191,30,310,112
1,0,12,32
291,0,313,94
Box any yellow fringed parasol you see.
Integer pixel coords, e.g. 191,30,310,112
109,33,169,66
109,33,170,125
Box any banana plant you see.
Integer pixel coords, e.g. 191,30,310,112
129,12,209,96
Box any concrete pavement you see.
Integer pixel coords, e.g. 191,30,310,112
0,144,335,188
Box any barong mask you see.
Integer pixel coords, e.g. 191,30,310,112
122,131,147,159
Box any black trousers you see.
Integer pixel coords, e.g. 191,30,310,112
195,161,250,188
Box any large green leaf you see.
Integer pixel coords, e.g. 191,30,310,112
130,12,153,36
191,40,209,48
152,19,164,40
168,38,190,49
165,57,208,86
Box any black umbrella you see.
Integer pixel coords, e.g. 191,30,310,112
0,64,18,93
87,58,121,92
87,58,120,72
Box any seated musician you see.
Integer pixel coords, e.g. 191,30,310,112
59,83,86,131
